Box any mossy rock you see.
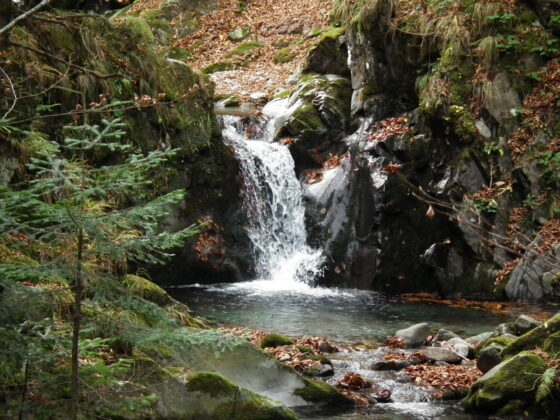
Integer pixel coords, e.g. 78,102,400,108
203,61,247,74
122,274,172,306
502,313,560,357
274,48,297,64
228,28,251,42
186,372,239,396
226,41,264,58
261,333,295,348
302,26,349,76
186,372,298,420
543,331,560,356
294,378,353,405
463,351,547,414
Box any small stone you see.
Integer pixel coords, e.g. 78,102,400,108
249,92,268,102
395,323,431,347
432,328,460,343
514,315,542,335
369,360,409,371
466,332,494,346
422,347,461,364
444,337,470,358
228,28,251,42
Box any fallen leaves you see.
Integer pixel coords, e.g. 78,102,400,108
385,337,406,349
368,116,413,143
337,373,372,390
382,163,403,174
405,362,482,399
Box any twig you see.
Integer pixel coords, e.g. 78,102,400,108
9,41,125,80
0,0,53,37
0,66,17,119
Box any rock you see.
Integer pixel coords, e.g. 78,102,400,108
294,379,353,406
514,314,542,335
494,322,517,337
476,345,503,374
369,360,410,371
260,333,295,348
502,313,560,357
483,72,521,131
433,361,449,367
249,92,268,102
228,27,251,42
395,323,431,347
466,332,493,346
444,337,470,358
433,328,460,343
422,347,462,364
303,364,334,377
122,274,173,306
181,372,299,420
302,27,349,77
463,351,547,414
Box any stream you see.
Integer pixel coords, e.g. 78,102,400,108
170,109,507,418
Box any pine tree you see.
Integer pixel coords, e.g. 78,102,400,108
0,116,199,419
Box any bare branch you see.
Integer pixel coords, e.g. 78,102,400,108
0,66,17,118
0,0,53,37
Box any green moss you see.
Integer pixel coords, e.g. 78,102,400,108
543,331,560,356
502,313,560,357
274,90,292,99
214,394,299,420
310,354,332,365
497,399,528,416
320,26,346,41
186,372,238,397
297,345,313,354
463,351,547,413
260,333,295,348
113,16,155,44
274,48,297,64
226,41,264,58
122,274,172,306
203,61,247,74
482,337,515,351
294,378,353,405
290,102,325,132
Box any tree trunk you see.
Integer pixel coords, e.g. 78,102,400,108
0,0,12,49
70,228,84,420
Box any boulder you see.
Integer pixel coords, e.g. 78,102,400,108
395,323,431,347
476,345,503,374
302,27,350,77
514,315,542,335
422,347,461,364
494,322,517,337
463,351,547,414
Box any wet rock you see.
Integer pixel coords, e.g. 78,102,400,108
463,351,547,414
466,332,493,346
228,27,251,42
433,329,460,343
395,323,431,347
477,345,503,374
369,360,410,371
514,314,542,335
374,389,392,402
422,347,461,364
249,92,268,102
303,364,334,377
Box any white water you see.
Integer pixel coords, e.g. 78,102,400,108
222,115,324,292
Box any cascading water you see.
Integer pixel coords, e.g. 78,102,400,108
222,115,324,290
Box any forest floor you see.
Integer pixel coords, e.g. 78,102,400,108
175,0,331,100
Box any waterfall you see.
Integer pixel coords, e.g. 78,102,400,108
222,115,323,289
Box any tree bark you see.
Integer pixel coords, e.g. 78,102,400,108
70,228,84,420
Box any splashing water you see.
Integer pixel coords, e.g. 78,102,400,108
222,115,324,291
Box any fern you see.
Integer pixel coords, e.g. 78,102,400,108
536,367,558,404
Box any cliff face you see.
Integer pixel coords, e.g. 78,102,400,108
0,2,251,286
276,0,560,301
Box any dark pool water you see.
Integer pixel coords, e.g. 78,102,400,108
168,282,510,345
